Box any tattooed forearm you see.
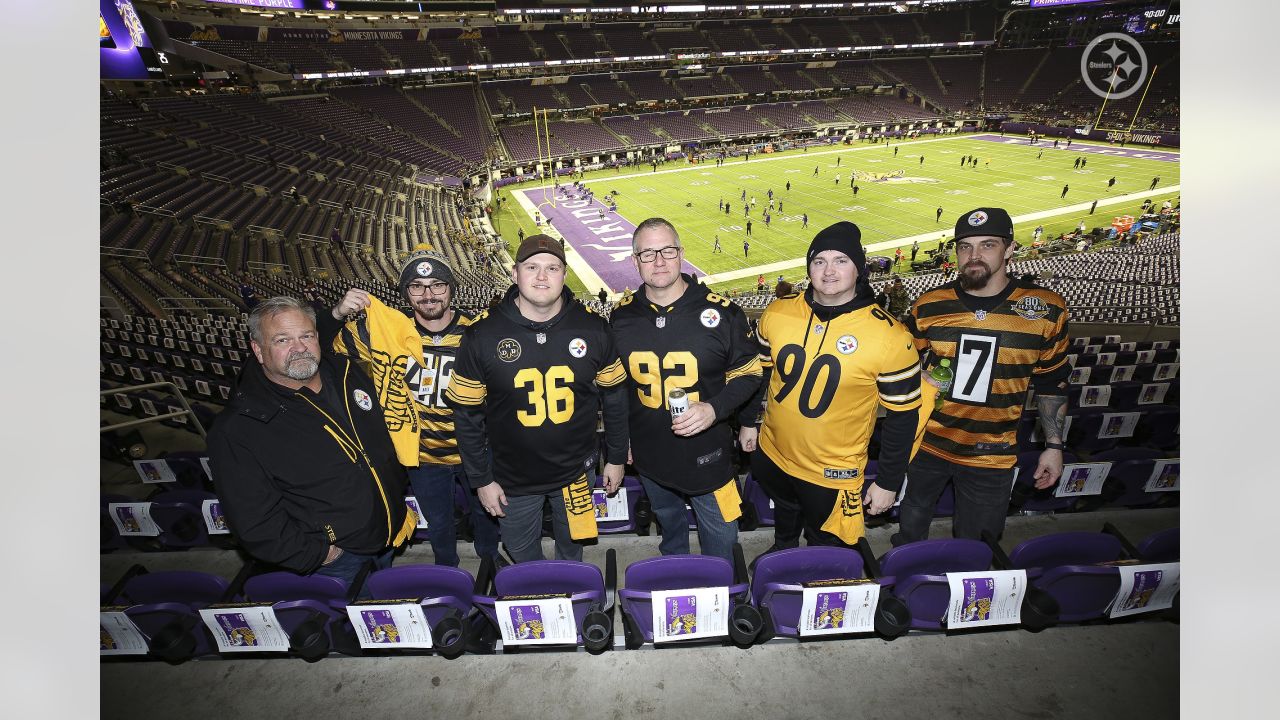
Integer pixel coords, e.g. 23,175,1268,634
1037,393,1068,443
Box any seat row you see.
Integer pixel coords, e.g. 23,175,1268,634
101,524,1178,663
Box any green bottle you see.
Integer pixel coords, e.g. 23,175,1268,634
929,359,954,410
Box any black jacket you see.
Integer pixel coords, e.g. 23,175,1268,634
207,354,408,574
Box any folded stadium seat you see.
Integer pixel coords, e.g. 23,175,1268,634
1108,382,1145,411
749,545,909,642
1136,527,1179,563
361,562,496,658
1130,363,1163,383
989,530,1129,623
101,564,247,664
1011,450,1080,513
101,493,133,553
475,550,617,654
145,489,217,550
1065,409,1123,455
242,569,363,661
1133,406,1180,452
1072,354,1098,367
1098,343,1122,354
617,548,761,649
1098,458,1163,509
740,474,775,528
593,476,645,535
1152,349,1179,364
861,539,993,631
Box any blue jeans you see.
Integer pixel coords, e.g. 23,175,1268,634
499,489,581,563
313,546,394,600
639,475,738,564
408,462,500,567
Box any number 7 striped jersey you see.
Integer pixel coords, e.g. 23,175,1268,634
907,279,1070,469
757,292,923,491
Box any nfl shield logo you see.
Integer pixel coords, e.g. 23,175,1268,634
975,310,988,321
536,333,547,344
656,316,666,328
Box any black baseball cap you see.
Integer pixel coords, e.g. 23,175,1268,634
954,207,1015,242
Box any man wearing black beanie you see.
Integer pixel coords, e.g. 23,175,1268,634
740,221,924,550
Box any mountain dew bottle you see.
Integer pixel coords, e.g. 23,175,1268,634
928,359,954,410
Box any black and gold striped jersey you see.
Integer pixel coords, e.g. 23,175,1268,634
446,286,629,495
757,292,923,491
610,276,763,495
332,310,475,466
908,279,1071,469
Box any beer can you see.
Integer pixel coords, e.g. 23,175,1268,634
668,388,689,418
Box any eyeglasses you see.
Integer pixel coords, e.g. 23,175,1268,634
407,282,450,297
635,245,681,263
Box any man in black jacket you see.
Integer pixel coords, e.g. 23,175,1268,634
207,296,415,587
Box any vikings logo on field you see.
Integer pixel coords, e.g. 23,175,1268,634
1010,296,1051,320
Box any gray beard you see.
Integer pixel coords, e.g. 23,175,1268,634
284,354,320,381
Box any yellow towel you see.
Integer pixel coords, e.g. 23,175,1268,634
820,488,866,546
391,508,418,548
912,376,941,459
713,479,744,523
562,475,599,541
360,297,423,467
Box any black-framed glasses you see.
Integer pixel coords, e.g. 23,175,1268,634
635,245,681,263
407,282,450,297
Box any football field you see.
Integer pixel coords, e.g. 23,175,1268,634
492,133,1180,296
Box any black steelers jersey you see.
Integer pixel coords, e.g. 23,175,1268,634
446,286,629,495
757,291,923,491
908,279,1071,469
610,276,763,494
333,309,475,466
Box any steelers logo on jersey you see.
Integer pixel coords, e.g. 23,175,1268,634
967,210,989,226
497,338,522,362
569,338,588,358
836,335,859,355
1010,296,1051,320
700,308,721,328
416,261,433,277
352,388,373,411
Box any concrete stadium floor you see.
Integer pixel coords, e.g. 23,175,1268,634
101,506,1179,720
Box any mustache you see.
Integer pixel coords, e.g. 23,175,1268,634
287,352,318,363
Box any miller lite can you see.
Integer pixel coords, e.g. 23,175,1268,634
668,388,689,419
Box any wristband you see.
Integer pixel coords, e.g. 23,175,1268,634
1043,441,1066,451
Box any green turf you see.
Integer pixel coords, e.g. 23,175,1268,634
492,133,1180,296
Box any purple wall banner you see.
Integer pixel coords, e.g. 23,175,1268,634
517,187,705,292
204,0,306,9
998,122,1180,149
971,133,1180,162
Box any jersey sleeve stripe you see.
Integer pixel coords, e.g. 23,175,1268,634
879,387,922,405
725,356,763,383
595,359,628,388
878,361,922,383
444,373,486,405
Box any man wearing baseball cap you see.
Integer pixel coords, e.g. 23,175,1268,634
446,235,630,563
323,249,501,568
896,207,1072,546
741,221,924,551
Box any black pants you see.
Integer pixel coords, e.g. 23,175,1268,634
896,450,1015,545
750,449,854,549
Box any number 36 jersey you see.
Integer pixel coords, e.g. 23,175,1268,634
446,287,628,495
757,293,923,491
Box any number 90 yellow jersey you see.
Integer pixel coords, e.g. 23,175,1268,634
757,293,923,491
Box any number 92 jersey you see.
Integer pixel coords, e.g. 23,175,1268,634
757,294,923,491
446,296,627,495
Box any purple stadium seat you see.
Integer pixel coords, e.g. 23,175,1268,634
869,539,993,631
618,549,762,648
243,571,353,661
1137,528,1179,563
474,550,616,654
363,563,491,658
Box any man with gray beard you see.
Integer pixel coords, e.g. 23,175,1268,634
207,296,416,588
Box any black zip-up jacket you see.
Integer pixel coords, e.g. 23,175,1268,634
207,354,408,574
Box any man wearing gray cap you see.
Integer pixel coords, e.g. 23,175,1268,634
446,235,629,563
323,250,501,567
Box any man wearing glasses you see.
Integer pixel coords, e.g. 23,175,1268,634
323,250,501,568
610,218,763,562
